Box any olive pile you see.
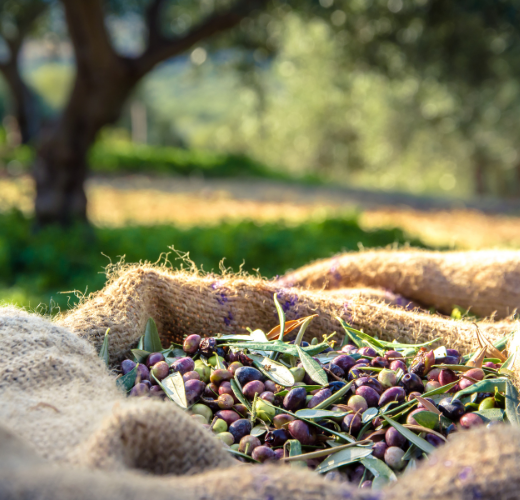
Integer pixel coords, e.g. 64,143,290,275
114,311,518,489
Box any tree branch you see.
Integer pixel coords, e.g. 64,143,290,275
135,0,269,76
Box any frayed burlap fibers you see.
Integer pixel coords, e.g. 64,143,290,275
58,265,516,365
278,249,520,319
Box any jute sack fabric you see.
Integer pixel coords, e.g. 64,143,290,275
58,265,517,365
278,249,520,319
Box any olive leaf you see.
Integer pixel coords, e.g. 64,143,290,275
461,333,512,364
360,456,397,485
315,446,373,474
382,415,435,454
99,328,110,366
275,385,322,397
293,315,317,347
296,409,350,419
131,348,150,364
249,354,295,387
296,345,328,386
284,439,305,468
361,407,379,424
230,379,252,411
154,371,188,409
221,341,331,357
273,293,285,342
473,408,505,423
143,317,163,353
226,449,260,463
453,378,508,400
411,411,438,430
505,381,520,426
251,425,268,437
116,365,137,392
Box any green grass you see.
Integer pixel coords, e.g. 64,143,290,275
0,209,429,313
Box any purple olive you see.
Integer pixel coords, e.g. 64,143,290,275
204,382,219,398
259,391,275,403
185,379,206,405
235,366,263,386
390,360,407,372
273,449,285,460
355,358,370,367
358,346,377,357
348,368,364,381
378,386,406,407
136,363,150,381
149,385,164,397
233,404,249,417
427,368,442,381
273,414,295,429
460,413,484,429
146,352,165,368
360,481,372,489
217,393,235,410
229,419,252,442
259,380,275,393
342,345,358,354
407,392,421,402
372,441,388,459
238,435,261,455
355,376,384,395
350,464,366,484
151,361,170,381
288,420,316,445
400,373,424,394
252,445,276,463
356,386,380,407
183,334,201,354
121,359,136,374
385,426,407,449
141,380,152,388
130,382,149,397
228,361,243,375
199,337,217,356
406,408,426,426
328,364,345,379
265,428,290,447
308,389,332,408
371,357,389,369
332,355,356,373
341,414,362,435
425,433,445,447
283,387,307,411
446,348,460,359
215,410,241,426
385,350,403,360
439,369,458,386
243,380,265,399
183,371,201,382
417,397,436,409
438,397,465,420
172,357,195,375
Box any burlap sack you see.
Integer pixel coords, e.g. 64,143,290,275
2,305,520,500
278,249,520,319
58,265,516,365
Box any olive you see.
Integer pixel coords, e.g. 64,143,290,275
390,360,407,372
192,404,213,422
424,381,441,392
210,369,233,384
355,359,370,367
146,352,165,368
385,446,406,470
283,387,307,411
308,389,332,408
385,350,403,360
460,413,484,429
350,464,366,484
438,397,465,420
121,359,136,374
136,364,150,381
233,404,249,417
372,441,388,460
371,357,389,369
229,419,252,442
289,367,306,383
228,361,244,375
260,391,275,403
172,357,195,375
204,383,219,398
130,383,149,397
355,386,379,407
182,371,201,383
446,423,458,436
358,346,377,357
215,410,241,426
252,445,276,463
341,414,362,435
400,373,424,394
216,432,234,446
348,368,364,381
332,355,356,373
199,337,217,356
439,356,460,365
479,397,495,410
328,381,348,393
273,449,285,460
151,361,169,381
446,348,461,360
355,376,384,395
183,334,201,354
238,435,261,455
218,380,235,397
438,369,458,386
227,350,240,363
265,428,290,447
360,481,373,489
239,352,254,366
243,380,265,399
462,368,485,381
273,414,295,429
341,345,358,354
385,427,407,449
212,419,228,434
378,369,397,388
328,364,345,379
407,391,421,402
191,414,207,425
483,361,497,369
264,380,277,393
348,395,368,413
417,397,436,409
194,363,211,383
141,380,152,388
378,387,406,407
185,379,206,405
217,393,235,410
208,355,226,367
425,433,445,447
149,385,164,398
426,368,441,381
235,366,264,386
288,420,316,445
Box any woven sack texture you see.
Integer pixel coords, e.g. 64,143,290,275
58,265,516,366
278,249,520,319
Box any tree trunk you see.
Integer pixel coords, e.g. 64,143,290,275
34,62,138,226
0,58,40,144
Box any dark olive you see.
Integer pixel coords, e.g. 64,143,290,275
328,381,347,393
385,350,403,360
459,413,484,429
328,363,345,379
239,352,254,366
349,464,366,484
378,386,406,407
136,363,150,381
371,357,389,369
273,449,285,460
385,426,407,449
283,387,307,411
360,481,372,489
149,385,164,397
264,380,277,393
358,346,377,357
229,419,252,442
347,368,364,381
438,397,465,420
390,360,407,372
399,373,424,394
425,433,445,447
235,366,263,386
215,410,241,426
252,445,276,463
355,386,379,407
182,371,201,383
288,420,316,445
151,361,169,381
233,404,249,417
260,391,275,403
372,441,388,459
308,388,332,408
265,428,290,447
438,369,458,386
199,337,217,356
121,359,136,374
172,357,195,375
354,376,384,395
341,345,358,354
331,355,356,373
238,435,261,456
341,414,362,435
273,414,295,429
130,382,149,397
243,380,265,399
204,383,219,398
183,334,201,355
146,352,165,368
185,379,206,405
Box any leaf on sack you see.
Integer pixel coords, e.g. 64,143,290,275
337,317,364,348
411,411,439,430
461,333,513,364
382,415,435,454
249,354,295,387
143,318,163,353
505,381,520,426
474,325,507,362
360,456,397,484
267,315,318,341
315,446,373,474
155,371,188,409
275,385,322,397
314,381,354,410
221,341,330,357
500,351,517,372
137,335,144,350
453,378,508,400
473,408,505,423
116,365,138,392
131,348,150,364
293,315,318,347
273,293,286,342
216,334,253,341
99,328,110,366
296,409,350,419
231,379,252,411
296,345,328,386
